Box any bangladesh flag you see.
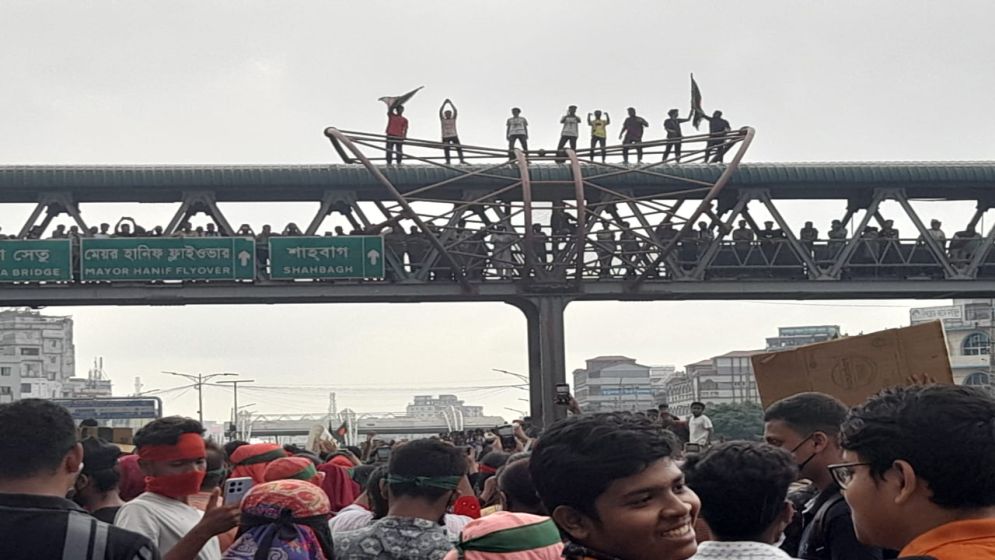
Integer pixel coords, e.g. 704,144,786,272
691,74,705,130
331,420,348,443
378,86,424,111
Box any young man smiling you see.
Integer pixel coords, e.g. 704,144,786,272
530,413,700,560
839,385,995,559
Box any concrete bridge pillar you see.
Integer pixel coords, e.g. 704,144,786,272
508,296,571,429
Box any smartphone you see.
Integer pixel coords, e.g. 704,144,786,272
223,476,254,506
554,383,571,405
374,446,392,463
495,425,516,450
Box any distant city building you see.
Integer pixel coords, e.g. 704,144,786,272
910,299,995,387
665,350,763,418
0,309,77,403
649,365,677,405
62,357,113,399
573,356,655,413
406,394,484,427
765,325,841,350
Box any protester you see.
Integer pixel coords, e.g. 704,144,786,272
439,98,466,165
444,512,564,560
222,479,334,560
118,453,148,502
316,457,360,512
190,440,236,552
334,438,468,559
115,416,240,560
507,108,529,157
264,456,326,487
556,105,582,163
688,402,713,448
588,110,610,162
530,413,700,560
699,110,731,163
73,436,127,523
764,393,884,560
683,441,798,559
619,107,649,164
229,442,287,484
385,105,409,165
662,109,692,163
839,384,995,559
0,399,158,560
497,457,547,516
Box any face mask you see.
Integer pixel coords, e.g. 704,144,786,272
146,470,206,499
790,434,817,473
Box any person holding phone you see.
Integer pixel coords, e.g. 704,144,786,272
115,416,240,560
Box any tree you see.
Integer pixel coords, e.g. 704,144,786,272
706,401,765,441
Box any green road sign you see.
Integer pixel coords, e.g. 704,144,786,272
269,236,385,279
80,237,255,281
0,239,72,282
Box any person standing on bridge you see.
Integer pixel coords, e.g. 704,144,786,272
507,108,529,158
662,108,692,163
588,110,610,162
439,99,466,165
619,107,649,164
385,106,409,165
698,110,731,163
555,105,582,164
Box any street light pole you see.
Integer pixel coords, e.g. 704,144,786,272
217,379,254,439
162,371,238,424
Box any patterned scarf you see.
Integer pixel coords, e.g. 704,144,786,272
223,479,333,560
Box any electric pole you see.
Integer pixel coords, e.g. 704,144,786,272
162,371,238,424
218,379,254,439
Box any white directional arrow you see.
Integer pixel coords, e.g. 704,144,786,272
367,249,381,266
237,250,251,267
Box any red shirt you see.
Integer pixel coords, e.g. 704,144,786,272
386,114,408,138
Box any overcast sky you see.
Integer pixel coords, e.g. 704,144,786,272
2,1,993,423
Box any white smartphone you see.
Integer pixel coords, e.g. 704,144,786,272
223,476,254,506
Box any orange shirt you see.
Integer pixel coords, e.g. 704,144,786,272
901,518,995,559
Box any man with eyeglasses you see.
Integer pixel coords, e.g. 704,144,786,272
764,392,885,560
838,385,995,559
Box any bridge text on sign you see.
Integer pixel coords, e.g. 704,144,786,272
80,237,255,281
0,240,72,282
269,236,385,279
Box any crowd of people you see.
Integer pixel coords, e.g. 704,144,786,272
2,380,994,559
381,99,737,166
4,211,978,284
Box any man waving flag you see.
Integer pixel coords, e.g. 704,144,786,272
378,86,424,111
691,74,705,130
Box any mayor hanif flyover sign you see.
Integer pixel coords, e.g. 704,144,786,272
269,236,385,279
80,237,255,281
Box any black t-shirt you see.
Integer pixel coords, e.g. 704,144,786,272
0,493,158,560
796,484,882,560
92,505,121,524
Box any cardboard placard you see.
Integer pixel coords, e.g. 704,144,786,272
751,321,954,407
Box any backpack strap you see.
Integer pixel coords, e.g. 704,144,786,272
806,492,846,555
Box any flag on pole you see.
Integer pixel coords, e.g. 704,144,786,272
332,420,348,444
378,86,424,111
690,74,705,130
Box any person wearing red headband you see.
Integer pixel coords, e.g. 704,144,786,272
116,416,240,560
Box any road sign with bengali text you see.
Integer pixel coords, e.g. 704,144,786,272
0,239,72,282
80,237,255,281
269,236,385,279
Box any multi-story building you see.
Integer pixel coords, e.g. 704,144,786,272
664,350,763,417
573,356,655,413
406,394,484,420
648,365,677,405
766,325,842,351
0,309,76,402
910,299,995,387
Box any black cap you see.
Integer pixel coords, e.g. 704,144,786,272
81,437,121,473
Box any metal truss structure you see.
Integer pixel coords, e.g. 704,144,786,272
6,128,995,424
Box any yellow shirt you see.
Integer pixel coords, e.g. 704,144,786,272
590,118,608,138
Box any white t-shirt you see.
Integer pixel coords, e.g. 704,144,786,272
688,414,713,445
328,504,472,541
115,492,222,560
441,117,458,139
560,114,581,137
507,116,528,137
